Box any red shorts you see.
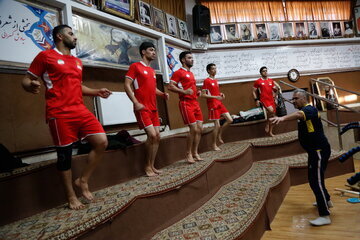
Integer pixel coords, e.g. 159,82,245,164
262,100,276,113
48,112,105,146
179,99,203,125
208,103,229,120
134,109,160,129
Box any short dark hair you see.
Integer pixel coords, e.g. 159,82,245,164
52,24,71,43
179,51,192,63
139,42,155,57
259,66,267,73
206,63,216,73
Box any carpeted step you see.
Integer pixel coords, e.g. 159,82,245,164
259,149,345,167
151,162,289,240
0,143,251,240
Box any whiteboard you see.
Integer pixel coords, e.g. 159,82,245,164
191,43,360,82
95,92,136,126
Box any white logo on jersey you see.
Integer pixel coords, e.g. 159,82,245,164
261,83,265,85
144,70,148,74
212,83,215,86
153,75,156,78
77,65,82,70
57,59,64,65
186,74,190,78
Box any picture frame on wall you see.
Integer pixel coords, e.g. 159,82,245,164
268,23,280,40
100,0,135,21
295,22,306,38
320,22,331,38
355,7,360,36
152,6,165,31
282,22,294,38
239,23,253,41
224,24,239,40
308,22,318,38
210,25,223,43
344,21,354,35
332,22,342,37
73,0,93,7
178,19,190,41
255,23,267,40
138,1,152,26
166,13,178,37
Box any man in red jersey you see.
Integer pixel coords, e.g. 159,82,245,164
201,63,233,151
168,51,203,163
252,66,278,136
22,25,112,210
124,42,169,177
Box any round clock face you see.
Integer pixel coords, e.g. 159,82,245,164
288,69,300,82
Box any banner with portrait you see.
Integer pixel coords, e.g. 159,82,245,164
0,0,59,65
72,15,159,70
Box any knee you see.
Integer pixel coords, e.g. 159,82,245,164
148,132,160,143
95,136,108,151
56,145,73,171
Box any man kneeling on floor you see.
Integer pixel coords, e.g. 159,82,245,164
270,89,332,226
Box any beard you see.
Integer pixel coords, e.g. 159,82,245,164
63,39,76,49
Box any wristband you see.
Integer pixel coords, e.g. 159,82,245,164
254,98,259,101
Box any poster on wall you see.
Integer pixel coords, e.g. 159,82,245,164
0,0,59,65
166,45,183,78
355,7,360,36
72,15,159,70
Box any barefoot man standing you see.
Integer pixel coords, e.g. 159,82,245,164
168,51,203,163
22,25,112,209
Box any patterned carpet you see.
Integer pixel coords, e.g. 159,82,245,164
0,143,251,240
259,150,346,167
151,162,289,240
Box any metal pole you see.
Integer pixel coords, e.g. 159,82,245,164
311,78,360,97
335,107,343,150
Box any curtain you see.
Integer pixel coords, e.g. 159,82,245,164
141,0,186,20
200,1,285,23
201,0,351,23
285,1,351,21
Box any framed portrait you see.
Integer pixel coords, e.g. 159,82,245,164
138,1,152,26
295,22,306,38
355,7,360,36
224,24,239,40
178,20,190,41
255,23,268,40
72,15,160,70
210,25,223,43
166,13,178,37
282,22,294,38
268,23,280,40
344,21,354,35
308,22,318,38
332,22,342,37
320,22,331,38
239,23,253,41
152,6,165,31
100,0,135,21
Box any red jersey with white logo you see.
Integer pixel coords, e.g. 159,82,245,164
253,78,276,108
170,67,197,101
126,61,157,111
202,77,222,109
27,49,89,120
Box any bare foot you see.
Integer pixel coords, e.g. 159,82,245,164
186,154,196,164
145,167,158,177
152,167,162,174
218,138,224,144
269,132,275,137
193,154,204,161
68,196,85,210
213,145,221,151
74,178,94,202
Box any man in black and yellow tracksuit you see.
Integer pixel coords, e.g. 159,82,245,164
271,89,332,226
